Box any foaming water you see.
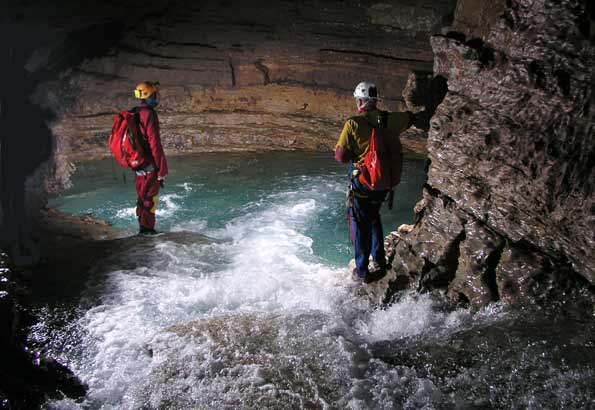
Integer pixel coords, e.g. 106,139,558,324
356,294,470,343
115,193,183,220
37,153,594,409
44,168,363,408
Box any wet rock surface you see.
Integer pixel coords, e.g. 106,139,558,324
377,0,595,308
142,312,355,410
0,208,215,409
398,71,449,153
142,294,595,410
0,251,86,409
367,307,595,409
31,209,212,287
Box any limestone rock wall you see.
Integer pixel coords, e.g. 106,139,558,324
30,0,456,190
379,0,594,308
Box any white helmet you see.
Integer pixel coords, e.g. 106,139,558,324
353,82,378,100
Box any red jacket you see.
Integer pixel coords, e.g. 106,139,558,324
137,102,168,178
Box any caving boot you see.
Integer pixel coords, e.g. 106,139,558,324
363,269,386,284
351,266,386,284
138,226,158,236
351,266,365,283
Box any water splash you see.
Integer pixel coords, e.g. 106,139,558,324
355,293,469,343
38,153,594,409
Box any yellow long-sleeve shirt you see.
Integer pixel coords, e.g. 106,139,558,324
336,109,412,166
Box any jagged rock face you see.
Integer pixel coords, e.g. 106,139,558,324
385,0,595,308
30,0,456,188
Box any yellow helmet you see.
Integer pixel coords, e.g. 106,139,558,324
134,81,160,99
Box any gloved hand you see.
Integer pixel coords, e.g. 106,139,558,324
158,175,166,189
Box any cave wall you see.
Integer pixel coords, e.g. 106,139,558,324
382,0,594,308
1,15,54,265
28,0,455,190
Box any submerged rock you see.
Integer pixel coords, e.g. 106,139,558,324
379,0,595,309
139,312,357,410
140,295,595,410
367,306,595,409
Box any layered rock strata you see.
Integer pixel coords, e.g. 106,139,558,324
26,0,456,190
375,0,595,309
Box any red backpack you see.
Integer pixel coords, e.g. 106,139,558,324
108,110,152,170
358,111,403,191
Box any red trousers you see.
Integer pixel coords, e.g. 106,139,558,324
135,172,161,230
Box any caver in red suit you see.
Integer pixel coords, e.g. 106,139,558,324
133,82,168,234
